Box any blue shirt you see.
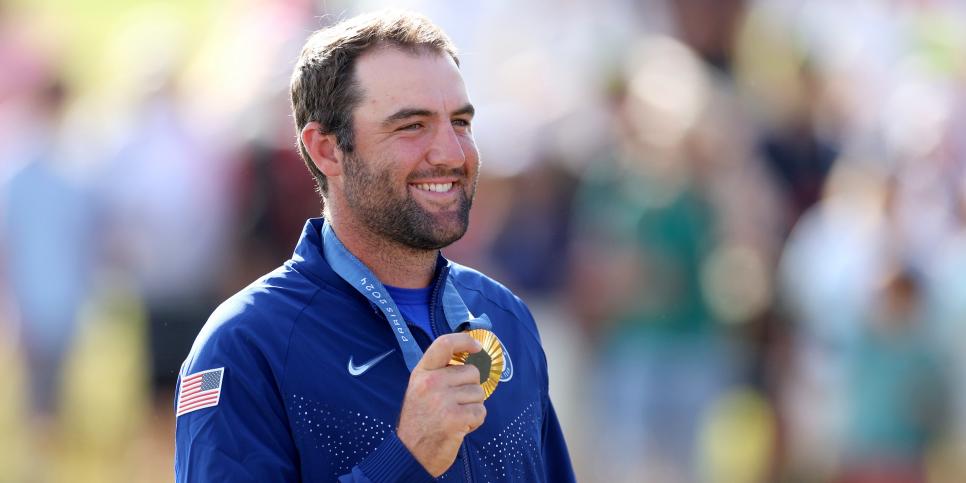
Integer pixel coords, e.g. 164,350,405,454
174,218,576,482
384,284,433,339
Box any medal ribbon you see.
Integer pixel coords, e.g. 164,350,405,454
321,222,491,372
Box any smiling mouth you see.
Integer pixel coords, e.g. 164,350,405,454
411,182,455,193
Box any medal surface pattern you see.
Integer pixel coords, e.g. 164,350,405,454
449,329,505,399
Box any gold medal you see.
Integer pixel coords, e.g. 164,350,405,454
449,329,504,399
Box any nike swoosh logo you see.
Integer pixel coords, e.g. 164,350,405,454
348,349,396,376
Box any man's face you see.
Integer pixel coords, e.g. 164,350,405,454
340,46,480,250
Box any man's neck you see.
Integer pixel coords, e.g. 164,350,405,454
328,217,438,289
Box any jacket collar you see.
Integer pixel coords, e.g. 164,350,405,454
288,217,452,299
290,218,490,333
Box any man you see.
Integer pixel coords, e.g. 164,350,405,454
174,10,575,482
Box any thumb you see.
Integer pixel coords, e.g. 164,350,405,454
416,332,482,371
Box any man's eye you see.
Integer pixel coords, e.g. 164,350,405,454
452,119,471,128
399,123,423,131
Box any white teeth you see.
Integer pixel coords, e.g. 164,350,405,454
413,182,453,193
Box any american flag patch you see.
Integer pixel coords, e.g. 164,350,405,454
176,367,224,417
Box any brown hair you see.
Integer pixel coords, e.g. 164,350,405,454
290,10,459,195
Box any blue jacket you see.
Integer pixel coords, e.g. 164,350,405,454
175,218,576,482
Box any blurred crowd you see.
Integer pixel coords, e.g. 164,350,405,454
3,0,966,482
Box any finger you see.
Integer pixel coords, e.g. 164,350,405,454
405,365,476,396
460,402,487,432
451,382,486,404
441,364,484,387
417,333,482,371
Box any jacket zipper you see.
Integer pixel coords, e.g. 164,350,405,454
460,443,473,482
427,264,449,339
428,265,473,482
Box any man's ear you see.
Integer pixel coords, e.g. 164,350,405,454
301,122,344,178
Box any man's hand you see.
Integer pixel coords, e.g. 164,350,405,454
397,333,487,477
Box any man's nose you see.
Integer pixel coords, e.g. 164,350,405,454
426,123,466,167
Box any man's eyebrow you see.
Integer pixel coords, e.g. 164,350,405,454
452,104,475,118
381,104,476,127
382,108,433,127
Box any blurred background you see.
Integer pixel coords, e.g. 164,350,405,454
3,0,966,481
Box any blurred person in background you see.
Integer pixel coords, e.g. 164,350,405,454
838,265,949,483
0,69,96,472
777,160,891,480
488,159,578,298
569,36,743,483
98,76,233,409
756,61,838,237
175,10,574,482
229,141,321,284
